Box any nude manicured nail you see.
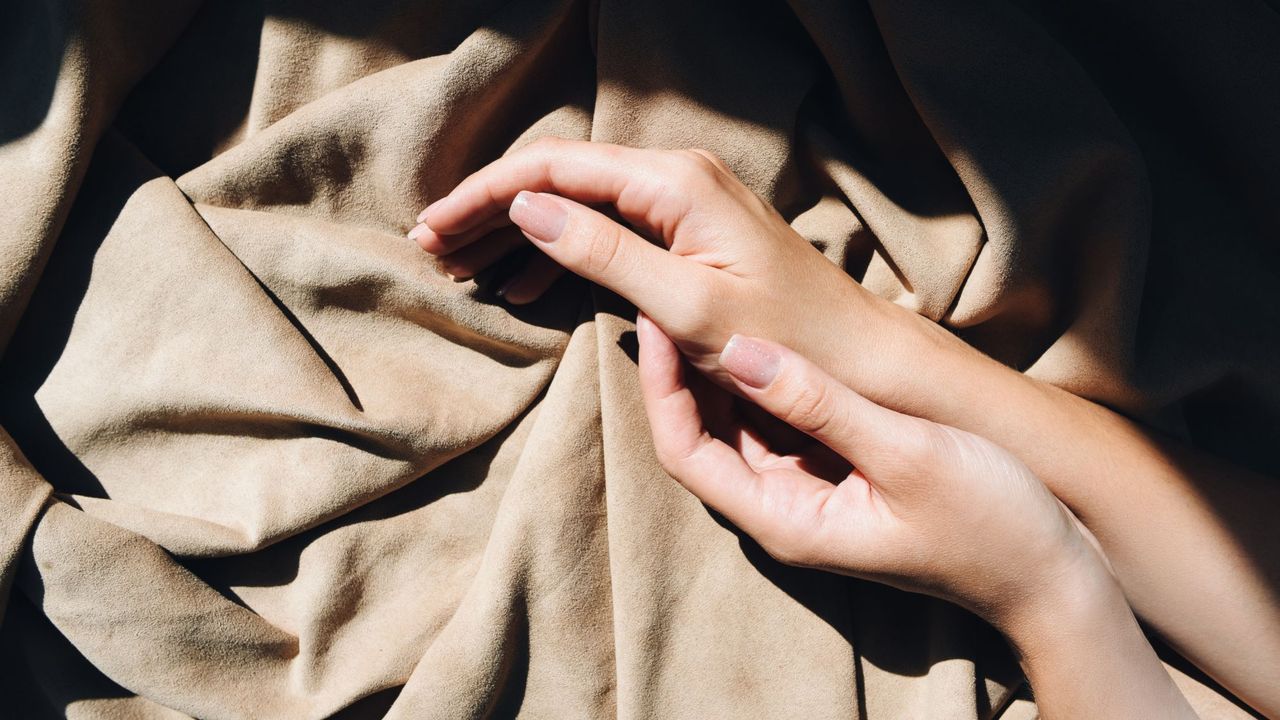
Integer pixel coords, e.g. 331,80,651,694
719,335,780,389
496,276,528,303
509,191,566,242
635,312,655,341
407,222,429,241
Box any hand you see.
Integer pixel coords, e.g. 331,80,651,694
410,138,965,398
634,316,1197,718
634,311,1103,631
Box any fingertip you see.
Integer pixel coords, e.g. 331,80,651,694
497,284,539,305
635,312,662,372
495,257,564,305
414,230,447,255
635,311,656,346
719,335,782,390
509,191,568,243
417,196,449,224
507,190,532,226
420,196,451,228
636,311,678,362
436,257,473,281
510,189,534,208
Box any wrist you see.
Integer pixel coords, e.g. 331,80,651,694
992,541,1196,719
839,290,999,421
842,290,1109,502
997,545,1124,662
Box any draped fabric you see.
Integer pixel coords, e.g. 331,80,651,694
1,0,1274,717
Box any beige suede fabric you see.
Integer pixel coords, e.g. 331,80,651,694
1,0,1275,717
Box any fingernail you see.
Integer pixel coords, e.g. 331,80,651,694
438,261,470,281
418,197,446,224
635,312,653,338
509,191,566,242
719,335,780,389
495,276,517,300
407,222,429,241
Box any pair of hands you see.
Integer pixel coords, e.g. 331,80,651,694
407,138,1109,637
408,139,1206,718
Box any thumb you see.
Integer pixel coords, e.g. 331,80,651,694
717,334,938,484
509,190,710,322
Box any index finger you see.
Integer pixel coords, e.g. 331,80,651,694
637,313,770,526
422,138,691,239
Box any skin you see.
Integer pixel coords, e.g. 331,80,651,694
410,138,1280,716
636,318,1194,718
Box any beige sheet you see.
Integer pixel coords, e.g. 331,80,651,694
1,0,1275,717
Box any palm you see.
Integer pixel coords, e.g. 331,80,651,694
679,358,885,546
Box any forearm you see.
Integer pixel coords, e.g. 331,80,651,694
420,138,1275,709
1002,557,1196,719
842,300,1280,713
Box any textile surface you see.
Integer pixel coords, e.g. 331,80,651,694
1,0,1276,717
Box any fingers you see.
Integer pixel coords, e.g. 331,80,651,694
637,312,717,466
425,139,632,234
509,191,711,322
496,253,566,305
435,227,527,280
636,313,778,534
411,214,511,256
419,139,717,239
717,335,935,482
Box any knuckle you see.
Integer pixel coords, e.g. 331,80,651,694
782,375,838,436
529,135,565,151
686,148,728,172
932,424,988,466
667,151,718,188
580,223,624,277
525,135,571,162
679,279,715,323
416,234,447,255
761,532,817,568
896,420,951,468
653,447,682,479
664,278,718,338
654,436,705,484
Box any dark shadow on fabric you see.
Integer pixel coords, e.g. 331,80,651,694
615,329,638,363
0,138,164,499
266,0,520,56
248,272,366,412
0,0,64,143
467,246,591,333
114,0,264,177
327,685,403,720
114,0,573,177
725,508,996,681
0,593,134,716
186,410,526,601
959,8,1280,715
1184,376,1280,479
484,594,531,719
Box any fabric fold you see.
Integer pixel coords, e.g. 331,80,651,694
2,0,1273,717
